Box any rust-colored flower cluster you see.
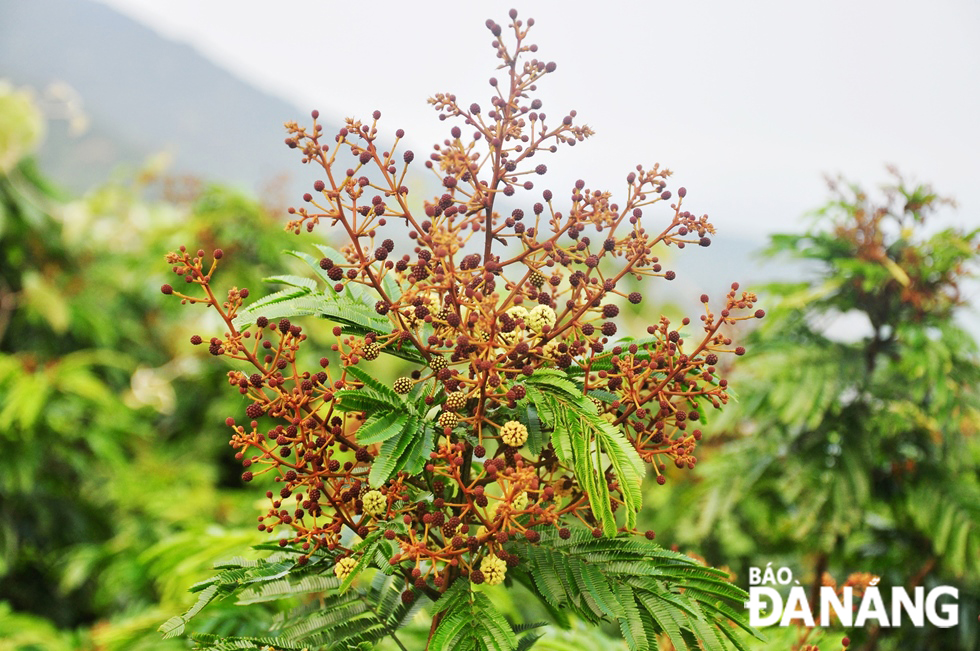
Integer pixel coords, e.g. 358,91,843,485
162,10,760,602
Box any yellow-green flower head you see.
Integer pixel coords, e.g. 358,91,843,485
507,305,529,321
334,556,358,581
501,420,528,447
540,339,561,359
362,490,387,517
480,554,508,586
499,306,529,345
512,491,528,512
526,305,556,334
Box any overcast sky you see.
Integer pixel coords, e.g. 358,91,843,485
92,0,980,241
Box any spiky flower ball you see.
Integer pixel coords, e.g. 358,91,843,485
393,377,413,394
528,270,547,288
480,554,508,586
508,305,530,321
527,305,556,334
444,392,467,411
500,420,528,447
540,340,561,359
334,556,358,581
362,490,387,517
362,342,380,360
512,492,529,512
430,354,448,371
439,411,460,429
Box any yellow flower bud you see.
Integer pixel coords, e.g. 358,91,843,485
480,554,508,586
527,305,556,333
500,420,528,447
512,491,528,512
334,556,358,581
362,489,387,517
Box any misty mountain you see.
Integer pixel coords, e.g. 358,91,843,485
0,0,316,199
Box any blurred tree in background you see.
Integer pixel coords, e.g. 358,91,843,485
663,173,980,650
0,84,311,649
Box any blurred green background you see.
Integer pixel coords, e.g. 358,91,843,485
2,76,979,651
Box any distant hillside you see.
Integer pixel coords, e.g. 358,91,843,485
0,0,317,199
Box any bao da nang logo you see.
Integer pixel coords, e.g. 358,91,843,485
744,564,959,628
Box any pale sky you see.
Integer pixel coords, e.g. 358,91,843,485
92,0,980,241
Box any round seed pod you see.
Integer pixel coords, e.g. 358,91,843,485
528,270,547,288
393,377,413,394
444,392,468,411
430,355,448,371
362,342,381,360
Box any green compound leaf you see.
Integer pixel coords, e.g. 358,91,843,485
369,417,434,487
525,373,644,536
512,531,763,651
357,411,412,445
430,582,519,651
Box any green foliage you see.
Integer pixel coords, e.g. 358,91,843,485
162,552,419,651
155,527,762,651
160,553,301,640
906,479,980,578
233,245,423,364
429,582,521,651
512,531,760,651
333,365,436,486
671,173,980,650
524,370,645,536
0,87,320,648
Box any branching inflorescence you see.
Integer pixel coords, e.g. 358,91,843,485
162,11,762,606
